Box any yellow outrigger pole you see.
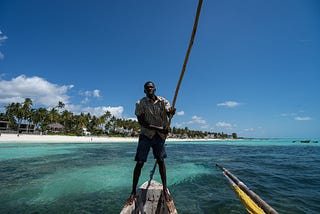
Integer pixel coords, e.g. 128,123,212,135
216,164,278,214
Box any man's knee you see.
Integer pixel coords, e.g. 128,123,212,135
136,161,144,168
157,159,164,166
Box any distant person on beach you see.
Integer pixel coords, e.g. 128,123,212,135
126,81,176,205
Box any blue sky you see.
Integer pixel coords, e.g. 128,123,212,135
0,0,319,138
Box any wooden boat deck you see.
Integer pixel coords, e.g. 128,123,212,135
120,180,178,214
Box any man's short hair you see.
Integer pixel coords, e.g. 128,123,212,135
144,81,155,89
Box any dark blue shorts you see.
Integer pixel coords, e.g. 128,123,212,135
134,134,167,162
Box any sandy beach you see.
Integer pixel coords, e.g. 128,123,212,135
0,133,218,143
0,133,139,143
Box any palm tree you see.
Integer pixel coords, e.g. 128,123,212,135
60,110,73,134
22,98,33,109
94,113,109,134
5,102,23,132
106,116,117,135
0,112,9,121
89,115,99,134
48,108,60,124
32,107,48,132
56,101,65,113
73,113,90,135
21,98,33,133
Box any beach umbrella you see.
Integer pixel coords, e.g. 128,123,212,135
216,163,278,214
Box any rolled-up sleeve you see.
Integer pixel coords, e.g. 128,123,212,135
135,100,142,116
161,98,171,112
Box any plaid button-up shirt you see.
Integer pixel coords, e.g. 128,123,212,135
135,95,171,139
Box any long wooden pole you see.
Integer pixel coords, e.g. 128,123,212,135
171,0,203,109
150,0,203,180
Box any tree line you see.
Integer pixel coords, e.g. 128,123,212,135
0,98,237,139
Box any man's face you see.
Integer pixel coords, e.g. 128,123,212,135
144,83,156,97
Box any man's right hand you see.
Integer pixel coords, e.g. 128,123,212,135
168,107,176,117
159,126,169,135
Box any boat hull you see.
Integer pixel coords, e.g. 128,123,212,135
120,180,177,214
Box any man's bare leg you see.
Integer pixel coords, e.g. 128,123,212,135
157,159,173,202
125,161,144,205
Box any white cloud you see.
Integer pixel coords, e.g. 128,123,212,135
79,89,101,103
83,91,91,96
190,115,206,124
0,31,8,45
0,75,72,107
177,111,184,116
281,112,313,121
200,124,209,129
175,115,207,129
0,74,125,120
215,121,235,129
81,97,89,104
294,116,312,121
0,31,8,60
82,106,124,118
280,113,297,117
93,89,100,97
172,122,186,128
217,101,240,108
64,104,81,113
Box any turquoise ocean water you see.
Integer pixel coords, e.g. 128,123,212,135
0,139,319,214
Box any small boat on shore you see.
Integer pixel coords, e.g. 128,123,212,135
120,180,178,214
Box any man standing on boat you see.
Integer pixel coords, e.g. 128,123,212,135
126,81,176,205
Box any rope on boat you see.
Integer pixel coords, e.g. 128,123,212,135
150,0,203,180
216,163,278,214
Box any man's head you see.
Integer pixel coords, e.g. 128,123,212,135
144,81,156,98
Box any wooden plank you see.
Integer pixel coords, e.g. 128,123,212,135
120,180,178,214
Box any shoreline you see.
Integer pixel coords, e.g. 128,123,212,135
0,133,221,143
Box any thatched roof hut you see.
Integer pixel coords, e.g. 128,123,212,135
48,123,64,132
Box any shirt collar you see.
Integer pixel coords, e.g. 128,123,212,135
146,95,159,103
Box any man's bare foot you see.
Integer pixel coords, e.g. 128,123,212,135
125,193,136,206
163,189,173,202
